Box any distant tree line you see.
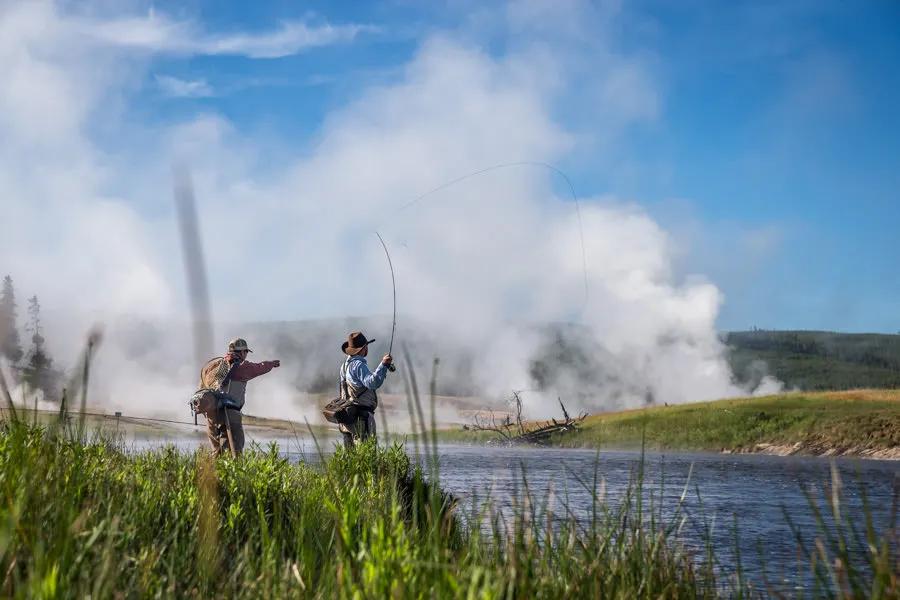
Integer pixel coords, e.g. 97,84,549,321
725,330,900,391
0,275,62,402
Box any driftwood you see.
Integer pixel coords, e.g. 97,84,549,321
467,392,586,445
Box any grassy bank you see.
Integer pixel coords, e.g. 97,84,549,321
439,390,900,457
0,421,729,598
0,420,896,597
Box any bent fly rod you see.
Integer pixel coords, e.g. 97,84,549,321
371,162,589,374
375,231,397,372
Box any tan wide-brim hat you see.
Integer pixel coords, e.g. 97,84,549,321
228,338,253,353
341,331,375,356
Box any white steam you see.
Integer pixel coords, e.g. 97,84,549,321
0,2,780,425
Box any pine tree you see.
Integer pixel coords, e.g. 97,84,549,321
0,275,24,364
22,295,61,400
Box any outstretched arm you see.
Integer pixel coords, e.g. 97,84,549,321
230,359,280,382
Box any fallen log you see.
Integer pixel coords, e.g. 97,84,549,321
469,394,586,445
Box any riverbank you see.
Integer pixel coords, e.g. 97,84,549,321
438,389,900,459
0,406,333,440
0,421,729,597
2,420,896,597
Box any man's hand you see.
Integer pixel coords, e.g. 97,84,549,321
381,354,393,367
271,360,281,368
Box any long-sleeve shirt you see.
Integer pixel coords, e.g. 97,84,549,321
339,355,388,394
227,359,277,382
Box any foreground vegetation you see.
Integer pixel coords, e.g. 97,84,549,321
0,421,726,598
0,417,897,597
440,390,900,457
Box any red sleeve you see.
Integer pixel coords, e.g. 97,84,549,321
230,360,276,382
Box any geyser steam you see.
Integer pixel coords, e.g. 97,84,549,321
0,5,781,424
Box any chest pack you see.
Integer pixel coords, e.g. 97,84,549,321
322,359,378,424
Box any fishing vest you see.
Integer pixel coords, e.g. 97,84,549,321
225,379,247,406
341,357,378,410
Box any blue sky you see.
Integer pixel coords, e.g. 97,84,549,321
4,0,900,334
147,1,900,331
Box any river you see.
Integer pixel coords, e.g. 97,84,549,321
400,444,898,594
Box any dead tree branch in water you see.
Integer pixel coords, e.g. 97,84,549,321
468,393,586,445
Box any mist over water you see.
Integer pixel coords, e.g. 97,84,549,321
0,4,784,423
28,304,781,425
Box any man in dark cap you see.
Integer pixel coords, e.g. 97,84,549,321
337,331,393,447
199,338,280,456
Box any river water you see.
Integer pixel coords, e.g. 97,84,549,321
405,444,899,594
135,435,899,594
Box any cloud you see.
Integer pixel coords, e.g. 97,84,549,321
74,9,374,58
598,62,660,123
155,75,215,98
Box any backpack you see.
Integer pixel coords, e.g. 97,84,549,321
191,357,244,421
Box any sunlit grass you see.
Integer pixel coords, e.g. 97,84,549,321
566,390,900,454
437,390,900,455
0,420,731,598
0,419,896,596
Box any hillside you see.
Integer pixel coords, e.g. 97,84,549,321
725,330,900,391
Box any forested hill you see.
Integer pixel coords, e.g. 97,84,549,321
724,330,900,391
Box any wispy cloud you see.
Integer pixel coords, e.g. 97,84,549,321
155,75,214,98
75,10,374,58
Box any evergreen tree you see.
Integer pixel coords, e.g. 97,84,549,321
22,295,61,400
0,275,23,364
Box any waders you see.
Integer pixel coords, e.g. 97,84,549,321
222,406,237,458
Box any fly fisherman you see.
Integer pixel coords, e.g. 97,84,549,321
338,331,393,448
199,338,280,457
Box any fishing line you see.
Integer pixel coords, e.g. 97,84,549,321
393,161,589,304
375,231,398,372
0,407,314,433
0,407,201,429
372,161,590,369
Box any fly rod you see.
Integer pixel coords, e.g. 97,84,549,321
375,231,397,372
370,162,588,374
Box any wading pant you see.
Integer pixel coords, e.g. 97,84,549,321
206,408,244,457
340,408,376,449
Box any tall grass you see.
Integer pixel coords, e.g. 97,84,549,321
0,344,894,597
0,424,897,596
0,418,738,598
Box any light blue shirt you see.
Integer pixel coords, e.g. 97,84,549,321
340,355,388,392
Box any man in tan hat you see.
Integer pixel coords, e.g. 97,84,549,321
199,338,280,456
337,331,393,448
